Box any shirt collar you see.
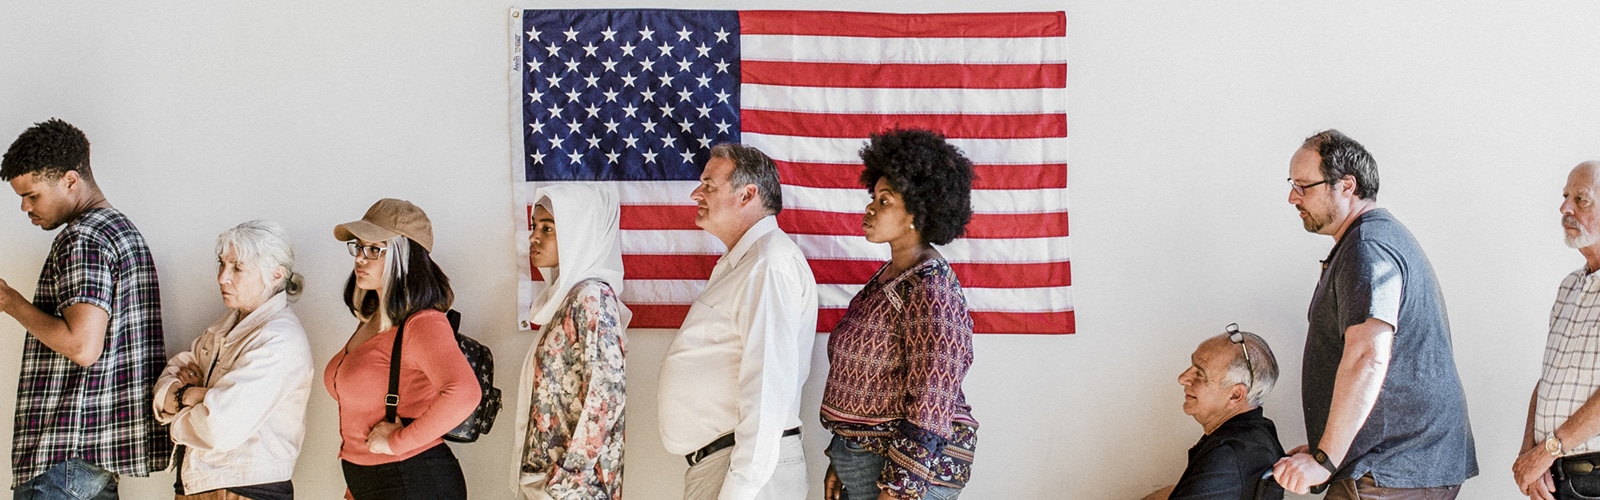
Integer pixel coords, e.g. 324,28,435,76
1211,406,1267,435
721,215,780,267
1582,266,1600,288
1321,208,1386,271
207,292,289,344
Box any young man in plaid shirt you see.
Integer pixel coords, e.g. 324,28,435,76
0,119,171,498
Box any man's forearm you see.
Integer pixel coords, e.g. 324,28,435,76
1319,319,1393,465
5,299,71,344
1526,388,1539,452
5,301,107,366
1551,386,1600,454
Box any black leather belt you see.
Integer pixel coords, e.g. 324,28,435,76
686,427,801,466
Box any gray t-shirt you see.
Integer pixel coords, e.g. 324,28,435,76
1304,209,1477,488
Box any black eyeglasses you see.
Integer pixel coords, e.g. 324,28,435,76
1287,178,1332,196
347,241,389,260
1225,323,1255,388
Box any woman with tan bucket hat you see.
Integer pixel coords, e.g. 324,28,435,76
324,198,477,500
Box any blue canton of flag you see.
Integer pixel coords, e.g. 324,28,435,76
523,10,741,181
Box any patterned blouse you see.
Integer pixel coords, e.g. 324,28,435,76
523,278,627,499
821,258,978,499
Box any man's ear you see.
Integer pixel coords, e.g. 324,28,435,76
1230,383,1249,404
60,170,81,190
740,184,759,205
1338,174,1358,196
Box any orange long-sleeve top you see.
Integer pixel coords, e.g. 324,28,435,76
324,309,477,466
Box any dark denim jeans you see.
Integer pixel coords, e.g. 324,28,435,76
13,458,118,500
341,443,466,500
827,434,960,500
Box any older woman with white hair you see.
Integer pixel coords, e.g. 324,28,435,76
154,220,314,499
514,184,630,499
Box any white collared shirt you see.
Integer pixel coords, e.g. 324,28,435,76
1537,267,1600,454
659,215,818,500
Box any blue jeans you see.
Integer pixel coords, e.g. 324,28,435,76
827,434,960,500
13,458,118,500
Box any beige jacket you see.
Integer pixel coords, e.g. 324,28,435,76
154,292,313,493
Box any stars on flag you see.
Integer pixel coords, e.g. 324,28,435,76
521,13,739,179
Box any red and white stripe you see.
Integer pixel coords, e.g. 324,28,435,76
528,11,1072,334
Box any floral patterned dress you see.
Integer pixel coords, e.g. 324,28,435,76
522,278,627,499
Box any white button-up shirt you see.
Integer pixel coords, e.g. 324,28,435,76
1537,267,1600,454
659,215,818,500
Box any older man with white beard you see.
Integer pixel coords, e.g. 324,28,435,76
1512,161,1600,500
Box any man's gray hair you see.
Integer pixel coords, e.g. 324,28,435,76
1220,331,1279,408
216,219,304,297
709,143,782,215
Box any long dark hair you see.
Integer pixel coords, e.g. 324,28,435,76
343,236,452,329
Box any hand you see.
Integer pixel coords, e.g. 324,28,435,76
180,387,208,407
1272,452,1332,495
0,278,19,314
1513,445,1557,500
1520,469,1556,500
366,420,403,455
176,362,203,386
824,464,842,500
877,491,897,500
1285,444,1309,455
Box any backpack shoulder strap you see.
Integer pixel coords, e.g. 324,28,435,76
385,317,407,423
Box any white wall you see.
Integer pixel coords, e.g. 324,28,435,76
2,1,1598,499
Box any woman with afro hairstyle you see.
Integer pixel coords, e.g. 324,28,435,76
821,129,978,500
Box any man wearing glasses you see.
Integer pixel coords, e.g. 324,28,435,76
1144,324,1285,500
1273,130,1477,498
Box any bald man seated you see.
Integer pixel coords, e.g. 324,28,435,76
1145,325,1286,500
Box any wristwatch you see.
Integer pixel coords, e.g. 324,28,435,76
1546,435,1566,458
1310,447,1339,474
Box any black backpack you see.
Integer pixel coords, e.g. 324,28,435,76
386,309,503,443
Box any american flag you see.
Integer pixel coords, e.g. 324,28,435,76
513,9,1072,334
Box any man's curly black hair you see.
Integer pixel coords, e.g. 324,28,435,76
1,118,93,183
858,128,974,246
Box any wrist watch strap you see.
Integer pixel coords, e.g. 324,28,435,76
1547,435,1566,458
1310,448,1338,474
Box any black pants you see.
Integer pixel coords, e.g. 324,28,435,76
341,444,467,500
1555,451,1600,500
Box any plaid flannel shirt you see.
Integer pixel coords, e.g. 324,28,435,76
1536,267,1600,454
12,207,171,486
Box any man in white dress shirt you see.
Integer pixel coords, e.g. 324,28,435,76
659,143,818,500
1514,161,1600,500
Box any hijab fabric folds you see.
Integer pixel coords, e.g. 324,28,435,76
527,183,630,329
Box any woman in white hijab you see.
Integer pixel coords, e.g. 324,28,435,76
515,184,631,500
